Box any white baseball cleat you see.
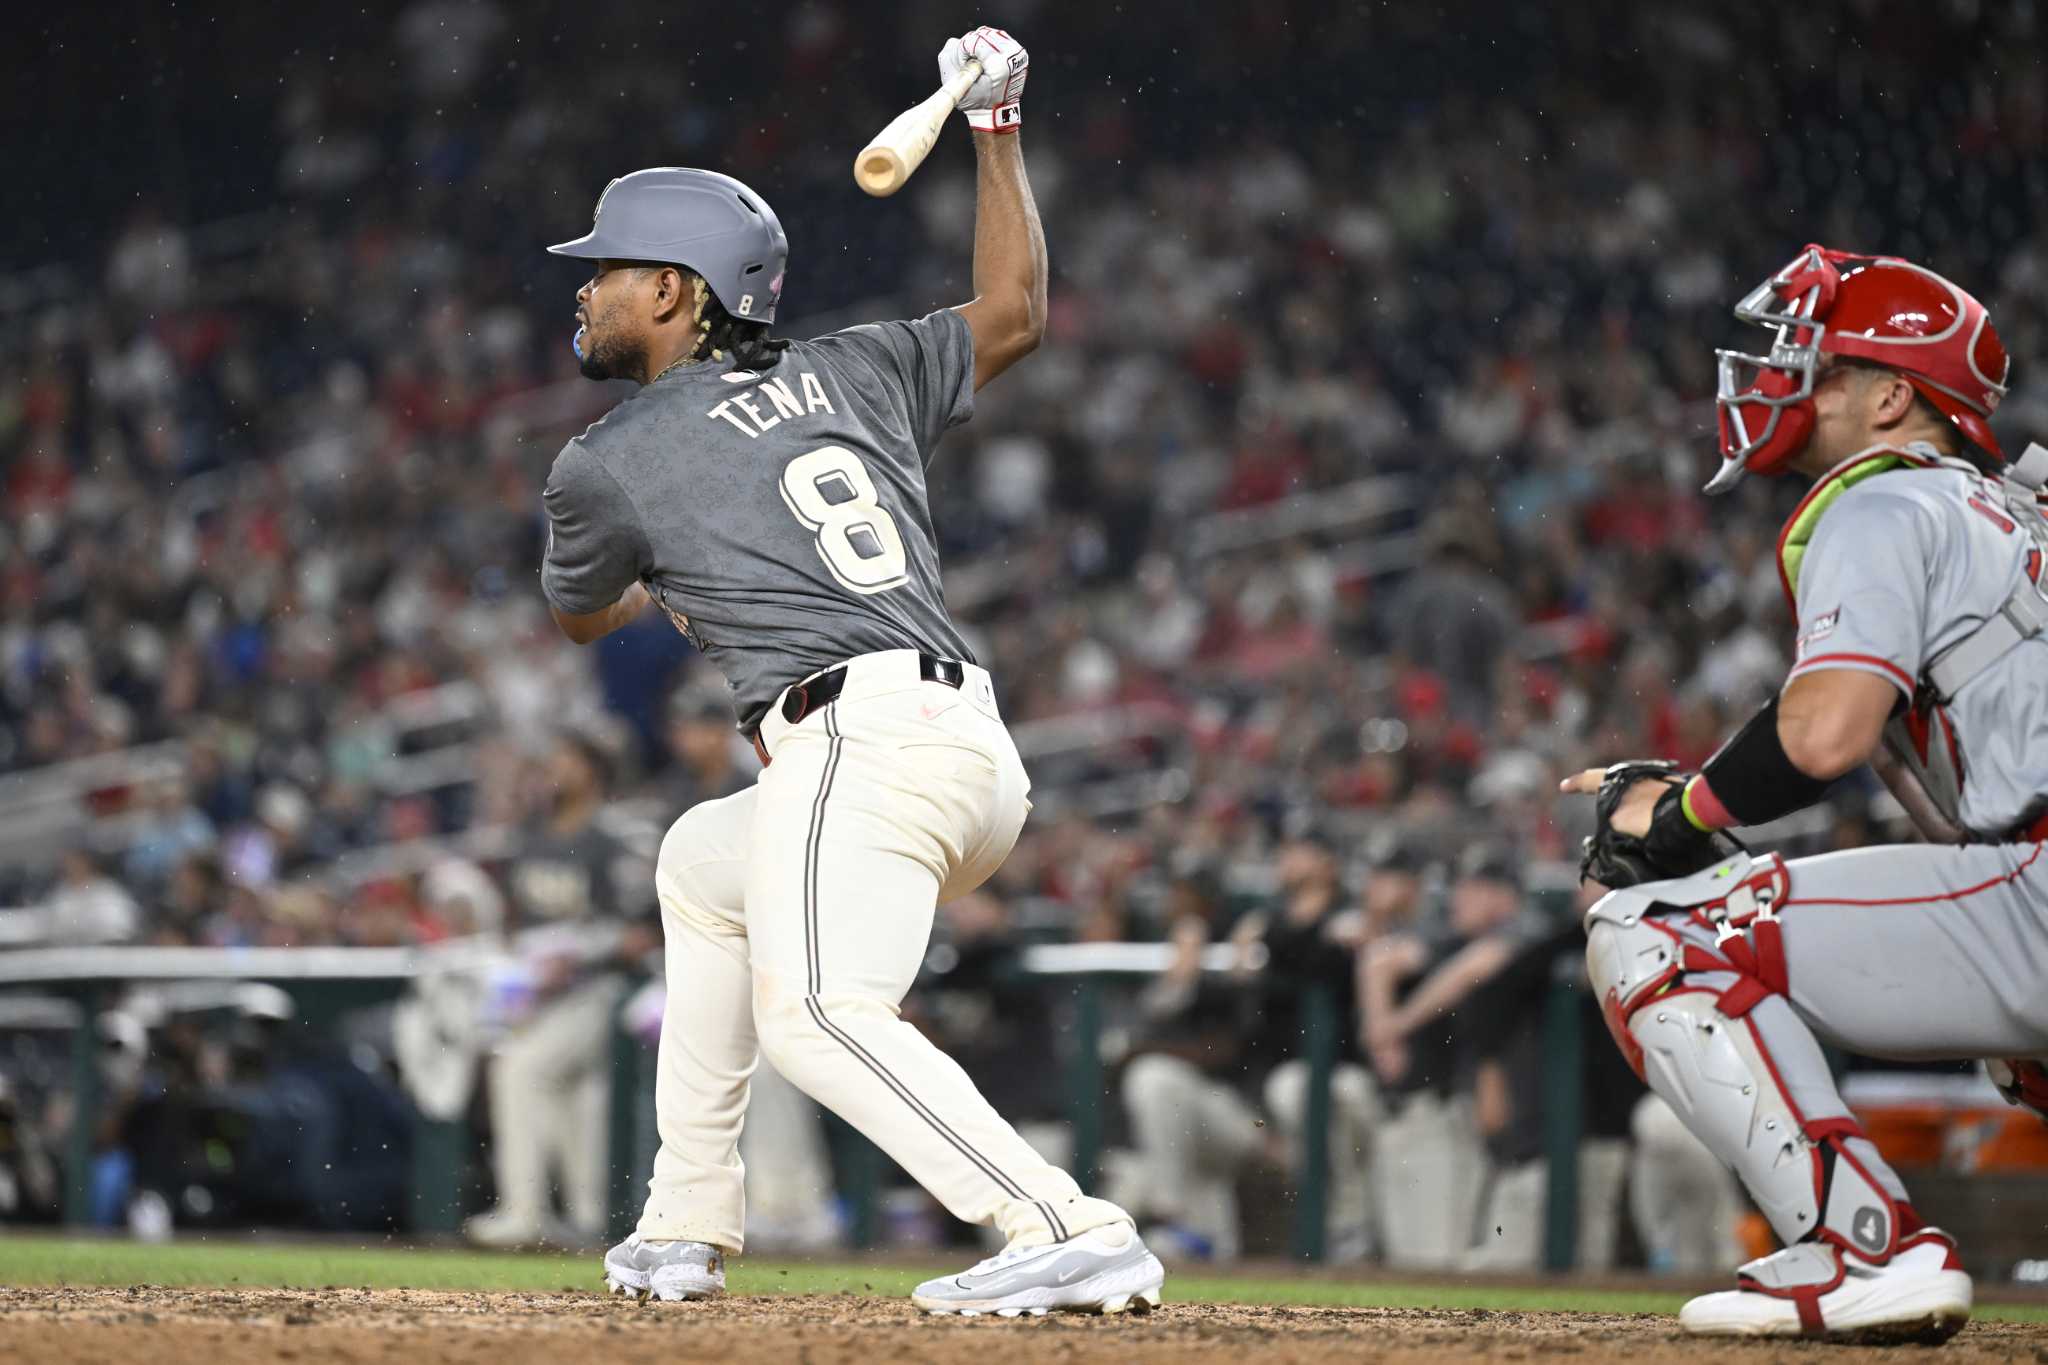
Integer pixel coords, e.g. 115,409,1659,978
912,1222,1165,1317
602,1233,726,1303
1680,1230,1971,1343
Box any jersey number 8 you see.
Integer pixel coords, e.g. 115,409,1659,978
779,446,910,595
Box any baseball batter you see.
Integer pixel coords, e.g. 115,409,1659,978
534,27,1163,1317
1564,245,2048,1342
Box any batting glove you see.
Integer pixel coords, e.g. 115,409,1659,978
939,26,1026,133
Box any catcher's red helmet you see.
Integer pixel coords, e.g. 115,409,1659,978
1709,245,2010,493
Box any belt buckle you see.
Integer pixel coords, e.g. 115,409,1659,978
781,684,809,724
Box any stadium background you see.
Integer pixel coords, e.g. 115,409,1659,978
4,0,2048,1295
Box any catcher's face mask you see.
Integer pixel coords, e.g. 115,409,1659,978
1709,248,1837,495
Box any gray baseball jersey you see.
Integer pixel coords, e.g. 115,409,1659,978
1788,446,2048,837
541,309,978,734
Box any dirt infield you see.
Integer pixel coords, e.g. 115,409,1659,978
6,1286,2047,1364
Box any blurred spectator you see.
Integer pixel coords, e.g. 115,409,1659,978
1385,517,1519,726
1249,825,1378,1263
1629,1093,1745,1275
466,731,657,1246
0,1070,58,1221
37,849,140,945
660,682,754,814
121,778,216,893
220,783,317,889
1458,905,1638,1272
1361,845,1536,1267
1117,876,1266,1260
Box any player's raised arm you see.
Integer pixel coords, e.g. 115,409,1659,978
940,28,1046,391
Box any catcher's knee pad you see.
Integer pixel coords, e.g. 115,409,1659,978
1585,852,1794,1051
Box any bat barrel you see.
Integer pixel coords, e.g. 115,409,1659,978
851,57,982,198
856,147,908,197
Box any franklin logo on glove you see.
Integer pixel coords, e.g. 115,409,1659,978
942,27,1028,133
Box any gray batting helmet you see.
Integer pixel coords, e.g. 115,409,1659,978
548,168,789,323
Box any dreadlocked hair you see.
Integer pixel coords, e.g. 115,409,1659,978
689,273,789,372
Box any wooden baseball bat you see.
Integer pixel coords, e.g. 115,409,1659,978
854,58,983,197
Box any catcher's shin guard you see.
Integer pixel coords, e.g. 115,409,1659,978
1584,858,1910,1259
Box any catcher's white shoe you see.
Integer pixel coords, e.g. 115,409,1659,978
912,1222,1164,1317
1680,1230,1970,1343
603,1233,726,1302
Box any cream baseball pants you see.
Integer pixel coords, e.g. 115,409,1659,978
634,650,1129,1253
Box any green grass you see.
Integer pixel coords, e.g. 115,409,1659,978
1,1235,2043,1323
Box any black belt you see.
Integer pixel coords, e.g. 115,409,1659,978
780,654,965,726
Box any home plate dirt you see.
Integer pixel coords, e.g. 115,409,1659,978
4,1285,2044,1363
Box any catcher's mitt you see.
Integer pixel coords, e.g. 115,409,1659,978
1578,759,1740,889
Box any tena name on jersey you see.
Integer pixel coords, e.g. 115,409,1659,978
706,369,835,438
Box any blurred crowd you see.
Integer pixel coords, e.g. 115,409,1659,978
2,0,2044,1254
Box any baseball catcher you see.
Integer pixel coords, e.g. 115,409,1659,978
1563,245,2048,1342
536,26,1163,1316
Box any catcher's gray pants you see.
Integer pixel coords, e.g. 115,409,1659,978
1586,840,2048,1263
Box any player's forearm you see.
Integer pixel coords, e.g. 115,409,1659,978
1676,671,1895,832
968,132,1046,375
1386,937,1513,1037
1358,936,1417,1039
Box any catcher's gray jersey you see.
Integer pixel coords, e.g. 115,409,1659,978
1787,445,2048,837
541,309,977,734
